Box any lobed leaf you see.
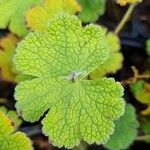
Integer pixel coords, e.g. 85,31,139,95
78,0,106,23
0,0,41,36
90,31,123,79
14,14,125,148
104,104,139,150
26,0,81,32
0,112,32,150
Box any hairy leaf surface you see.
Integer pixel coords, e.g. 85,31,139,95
14,14,125,148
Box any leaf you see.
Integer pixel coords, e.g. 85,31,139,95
0,106,22,128
130,80,150,104
90,31,123,79
116,0,142,6
0,0,41,36
26,0,81,32
78,0,106,23
14,14,125,148
146,39,150,56
104,104,139,150
0,112,32,150
0,34,19,82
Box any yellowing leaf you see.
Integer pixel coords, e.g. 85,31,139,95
0,0,41,36
0,34,19,82
26,0,81,32
116,0,142,6
90,31,123,79
0,112,32,150
0,106,22,128
130,80,150,105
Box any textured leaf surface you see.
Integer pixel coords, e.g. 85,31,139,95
0,0,41,36
26,0,81,32
116,0,142,6
130,80,150,104
0,112,32,150
104,104,139,150
0,34,19,82
0,106,22,128
90,31,123,79
78,0,106,23
14,14,125,148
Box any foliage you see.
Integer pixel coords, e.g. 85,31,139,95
14,14,125,148
90,30,123,79
78,0,106,23
104,104,139,150
130,80,150,105
0,106,22,128
116,0,142,6
0,112,32,150
146,39,150,56
26,0,81,32
0,34,19,82
0,0,41,36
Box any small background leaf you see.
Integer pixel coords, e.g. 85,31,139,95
26,0,81,32
0,0,41,36
104,104,139,150
0,106,22,128
78,0,106,23
0,34,19,82
0,112,32,150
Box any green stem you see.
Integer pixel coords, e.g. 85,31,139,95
136,134,150,141
114,4,136,34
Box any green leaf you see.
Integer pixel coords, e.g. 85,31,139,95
0,0,41,36
14,14,125,148
146,39,150,56
104,104,139,150
90,31,123,79
26,0,81,32
78,0,106,23
0,112,32,150
0,106,22,128
130,80,150,104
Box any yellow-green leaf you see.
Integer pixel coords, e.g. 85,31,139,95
130,80,150,105
0,0,41,36
26,0,81,32
0,112,32,150
116,0,142,6
0,106,22,128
